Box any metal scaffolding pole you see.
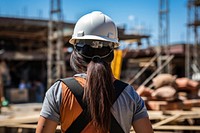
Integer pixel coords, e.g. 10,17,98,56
185,1,191,78
187,0,200,80
193,1,200,71
47,0,66,88
158,0,170,74
159,0,169,47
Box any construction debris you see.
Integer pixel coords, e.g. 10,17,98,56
137,73,200,111
151,86,177,101
152,73,177,89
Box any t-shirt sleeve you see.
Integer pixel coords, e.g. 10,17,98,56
132,87,149,122
40,81,62,123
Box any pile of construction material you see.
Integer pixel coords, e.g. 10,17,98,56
137,74,200,110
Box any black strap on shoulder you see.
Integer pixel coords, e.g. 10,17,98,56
59,77,90,133
113,80,129,103
110,80,128,133
60,78,128,133
59,77,85,109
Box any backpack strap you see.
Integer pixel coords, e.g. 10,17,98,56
59,77,128,133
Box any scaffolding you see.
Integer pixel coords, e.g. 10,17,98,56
127,0,172,86
159,0,170,47
186,0,200,80
158,0,171,74
47,0,66,88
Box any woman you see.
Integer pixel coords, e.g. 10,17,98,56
36,11,153,133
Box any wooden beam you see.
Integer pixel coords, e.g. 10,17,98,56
153,114,181,128
154,125,200,131
1,51,46,60
2,124,61,130
0,30,47,41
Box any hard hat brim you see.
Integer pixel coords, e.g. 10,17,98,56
69,35,120,48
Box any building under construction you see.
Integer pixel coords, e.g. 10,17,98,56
0,0,200,132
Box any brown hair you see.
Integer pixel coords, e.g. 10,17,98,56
70,45,115,132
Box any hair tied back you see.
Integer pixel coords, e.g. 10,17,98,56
92,55,101,62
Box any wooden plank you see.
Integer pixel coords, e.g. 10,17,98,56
0,103,42,127
4,124,61,130
183,99,200,107
146,100,193,111
0,114,39,127
148,110,170,120
153,114,181,128
154,125,200,131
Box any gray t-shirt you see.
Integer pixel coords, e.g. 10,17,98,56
40,74,149,133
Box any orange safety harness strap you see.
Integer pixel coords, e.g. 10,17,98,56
59,77,128,133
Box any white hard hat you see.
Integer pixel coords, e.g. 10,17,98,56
69,11,119,48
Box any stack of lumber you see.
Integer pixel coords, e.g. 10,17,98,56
0,103,61,133
148,108,200,132
146,99,200,111
0,103,41,132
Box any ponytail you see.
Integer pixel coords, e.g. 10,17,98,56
70,45,115,132
84,59,114,132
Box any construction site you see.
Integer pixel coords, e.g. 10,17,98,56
0,0,200,132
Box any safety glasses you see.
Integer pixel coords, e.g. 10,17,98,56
75,40,115,49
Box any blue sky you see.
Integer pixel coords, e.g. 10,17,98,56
0,0,188,46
